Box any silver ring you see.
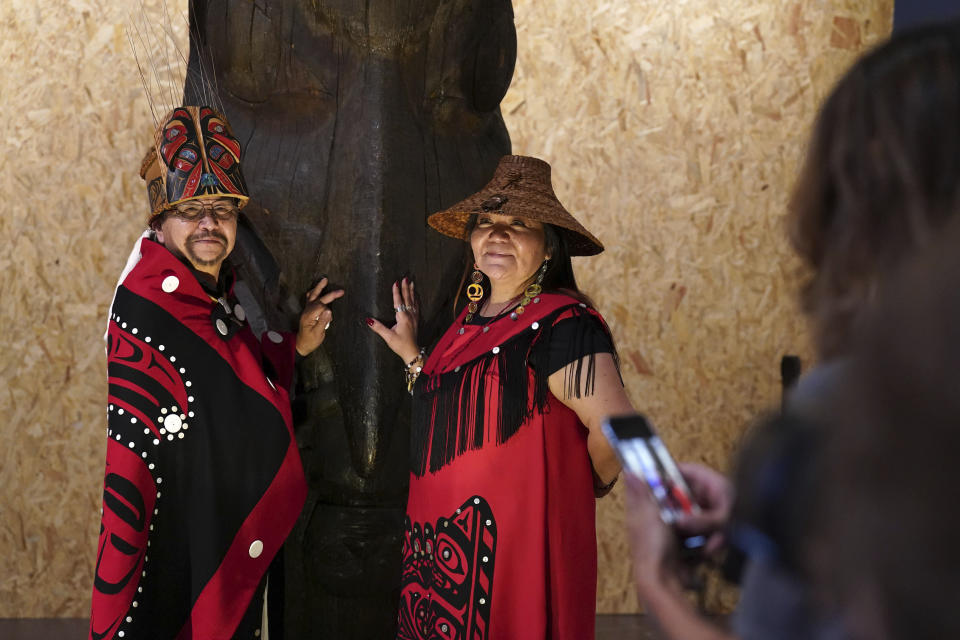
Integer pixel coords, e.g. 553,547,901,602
314,315,320,322
396,304,408,313
324,321,331,330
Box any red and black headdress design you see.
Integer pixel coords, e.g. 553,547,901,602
139,106,249,221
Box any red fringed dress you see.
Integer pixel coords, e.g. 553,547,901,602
90,238,307,640
397,293,616,640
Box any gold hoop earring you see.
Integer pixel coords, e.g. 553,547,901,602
465,267,484,322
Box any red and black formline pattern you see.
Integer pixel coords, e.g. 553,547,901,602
90,239,304,640
398,496,497,640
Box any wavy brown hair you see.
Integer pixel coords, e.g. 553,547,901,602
790,21,960,358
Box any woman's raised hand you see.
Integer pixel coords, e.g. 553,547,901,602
366,277,421,364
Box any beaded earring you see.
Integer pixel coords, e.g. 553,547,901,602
464,267,484,323
511,259,549,320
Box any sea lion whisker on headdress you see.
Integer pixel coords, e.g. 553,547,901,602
126,33,158,126
123,1,247,223
125,0,226,131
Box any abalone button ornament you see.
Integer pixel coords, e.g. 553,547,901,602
267,331,283,344
234,304,246,322
249,540,264,558
163,414,182,433
161,275,180,293
215,319,229,336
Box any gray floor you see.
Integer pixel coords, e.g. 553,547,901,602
597,614,663,638
0,616,662,639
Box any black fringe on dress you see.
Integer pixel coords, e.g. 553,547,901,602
411,305,619,477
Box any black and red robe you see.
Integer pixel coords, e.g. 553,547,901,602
398,293,616,640
90,237,306,640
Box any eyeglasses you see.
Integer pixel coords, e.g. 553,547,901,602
169,201,239,223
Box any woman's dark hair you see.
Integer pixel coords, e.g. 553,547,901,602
453,216,593,315
790,21,960,358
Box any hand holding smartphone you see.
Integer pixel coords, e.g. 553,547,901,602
602,414,707,553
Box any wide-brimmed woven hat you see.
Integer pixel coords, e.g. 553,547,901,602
427,155,604,256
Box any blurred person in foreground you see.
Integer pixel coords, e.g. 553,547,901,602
808,220,960,640
624,19,960,640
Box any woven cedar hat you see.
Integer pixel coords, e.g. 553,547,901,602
427,155,604,256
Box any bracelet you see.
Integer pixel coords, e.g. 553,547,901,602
593,470,619,498
405,347,426,394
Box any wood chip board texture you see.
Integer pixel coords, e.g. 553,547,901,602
0,0,190,617
0,0,891,620
503,0,892,614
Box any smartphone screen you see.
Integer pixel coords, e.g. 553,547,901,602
602,414,700,525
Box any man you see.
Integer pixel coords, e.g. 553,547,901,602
89,105,342,640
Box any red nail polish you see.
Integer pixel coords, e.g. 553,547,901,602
366,317,375,326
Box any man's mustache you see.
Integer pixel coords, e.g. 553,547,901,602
189,231,227,244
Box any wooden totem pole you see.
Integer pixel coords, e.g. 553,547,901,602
185,1,517,636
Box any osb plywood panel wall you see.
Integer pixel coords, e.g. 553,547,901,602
0,0,190,616
0,0,890,620
501,0,892,612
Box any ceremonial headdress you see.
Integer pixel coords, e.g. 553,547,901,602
125,6,248,224
139,105,249,222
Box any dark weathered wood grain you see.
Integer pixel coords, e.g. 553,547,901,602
185,1,516,636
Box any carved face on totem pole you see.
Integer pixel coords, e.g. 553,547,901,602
184,1,515,635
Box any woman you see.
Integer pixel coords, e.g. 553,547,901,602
625,19,960,640
809,226,960,640
367,155,634,640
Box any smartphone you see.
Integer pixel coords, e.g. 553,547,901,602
602,414,701,526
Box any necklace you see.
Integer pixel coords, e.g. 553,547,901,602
457,296,519,335
479,296,521,320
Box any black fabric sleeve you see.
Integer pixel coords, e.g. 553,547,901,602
529,315,615,376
